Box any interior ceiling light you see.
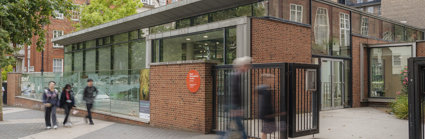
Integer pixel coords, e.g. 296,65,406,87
203,35,208,38
186,38,191,41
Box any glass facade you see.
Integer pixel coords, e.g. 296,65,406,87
369,46,412,98
151,27,237,64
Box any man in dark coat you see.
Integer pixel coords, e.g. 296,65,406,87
83,79,98,125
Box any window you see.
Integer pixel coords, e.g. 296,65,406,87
377,6,381,15
290,4,303,23
357,0,363,3
53,30,64,48
393,55,401,66
313,8,330,55
159,0,167,6
340,13,350,48
367,7,374,14
53,59,63,72
358,8,364,12
361,17,369,36
54,10,64,19
141,0,153,5
71,5,81,21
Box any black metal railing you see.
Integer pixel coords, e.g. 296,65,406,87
408,57,425,139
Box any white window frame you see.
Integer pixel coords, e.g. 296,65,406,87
290,4,303,23
339,13,350,47
53,30,64,48
53,59,63,73
367,7,374,14
314,8,330,47
361,17,369,36
71,5,81,21
54,10,64,19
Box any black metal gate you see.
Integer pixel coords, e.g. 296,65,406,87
408,57,425,139
287,64,320,137
213,63,320,139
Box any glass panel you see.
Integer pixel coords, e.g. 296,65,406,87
64,53,72,73
253,1,268,17
332,60,343,108
140,28,149,38
418,31,424,40
130,30,138,40
235,5,252,17
113,43,129,75
98,47,111,71
369,46,412,98
149,22,176,34
226,27,237,64
177,18,191,29
74,51,83,72
394,25,405,42
65,45,72,52
85,49,96,72
114,32,129,43
321,60,332,109
344,60,350,107
193,14,209,26
156,29,226,64
86,40,96,49
211,8,237,22
131,40,146,69
313,7,330,55
382,22,394,41
360,17,369,36
332,11,350,57
406,28,417,42
368,18,381,39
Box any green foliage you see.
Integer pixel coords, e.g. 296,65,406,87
0,0,74,69
75,0,143,30
1,65,13,81
391,94,408,119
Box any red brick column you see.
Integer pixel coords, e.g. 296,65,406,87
149,61,216,133
6,73,21,106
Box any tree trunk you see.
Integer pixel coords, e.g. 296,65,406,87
0,68,3,121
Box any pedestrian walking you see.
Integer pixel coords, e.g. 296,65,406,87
60,84,75,127
42,81,60,130
83,79,98,125
221,56,251,139
258,74,276,139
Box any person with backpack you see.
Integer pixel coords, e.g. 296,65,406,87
42,81,60,130
60,84,75,127
83,79,98,125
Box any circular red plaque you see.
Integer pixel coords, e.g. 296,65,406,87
186,70,201,93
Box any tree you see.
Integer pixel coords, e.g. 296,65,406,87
0,0,74,121
1,65,13,81
75,0,143,30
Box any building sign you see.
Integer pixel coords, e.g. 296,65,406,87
139,69,150,120
186,70,201,93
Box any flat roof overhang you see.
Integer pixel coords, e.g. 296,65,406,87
52,0,258,46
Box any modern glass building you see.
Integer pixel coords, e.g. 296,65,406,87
46,0,424,121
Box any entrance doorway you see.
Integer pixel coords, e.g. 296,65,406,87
321,58,345,110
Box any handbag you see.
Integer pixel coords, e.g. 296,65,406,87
44,103,52,108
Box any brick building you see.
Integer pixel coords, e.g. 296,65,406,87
336,0,425,28
8,0,425,136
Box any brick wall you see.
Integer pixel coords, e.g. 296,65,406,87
382,0,425,29
351,36,387,107
6,73,21,106
150,61,215,133
251,18,312,64
416,41,425,57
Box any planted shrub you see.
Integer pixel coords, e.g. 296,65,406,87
391,67,409,119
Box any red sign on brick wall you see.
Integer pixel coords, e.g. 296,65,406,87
186,70,201,93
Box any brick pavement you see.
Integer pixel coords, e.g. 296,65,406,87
0,107,218,139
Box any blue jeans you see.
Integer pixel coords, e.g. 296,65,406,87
220,116,247,139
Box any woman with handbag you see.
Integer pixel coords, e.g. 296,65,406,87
59,84,76,127
42,81,60,130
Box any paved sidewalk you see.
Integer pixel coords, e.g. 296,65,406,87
0,107,218,139
294,107,408,139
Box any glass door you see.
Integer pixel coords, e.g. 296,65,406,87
321,58,345,110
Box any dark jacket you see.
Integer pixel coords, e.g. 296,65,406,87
231,72,242,109
258,85,274,122
42,89,60,107
60,90,75,108
83,86,98,104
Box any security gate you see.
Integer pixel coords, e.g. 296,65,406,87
408,57,425,139
213,63,320,139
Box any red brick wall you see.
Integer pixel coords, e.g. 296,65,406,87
416,41,425,57
6,73,21,106
351,36,387,107
150,62,215,133
251,18,312,64
26,0,86,72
